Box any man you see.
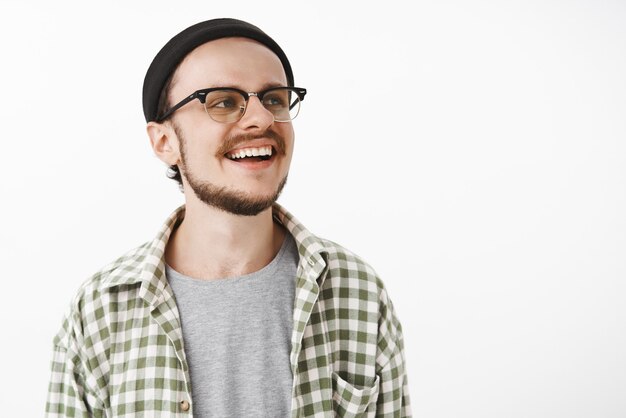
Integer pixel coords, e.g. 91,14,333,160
47,18,411,417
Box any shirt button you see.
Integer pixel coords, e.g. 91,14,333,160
180,400,190,412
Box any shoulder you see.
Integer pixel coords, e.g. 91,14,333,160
318,237,394,306
76,240,151,300
321,238,381,283
274,204,392,302
54,241,152,348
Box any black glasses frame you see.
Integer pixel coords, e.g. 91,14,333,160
156,86,307,123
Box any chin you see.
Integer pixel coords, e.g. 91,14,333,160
185,173,288,216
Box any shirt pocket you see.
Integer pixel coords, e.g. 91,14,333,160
331,371,380,417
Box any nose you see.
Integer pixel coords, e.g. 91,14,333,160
239,95,274,130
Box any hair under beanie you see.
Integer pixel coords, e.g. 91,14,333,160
142,18,294,122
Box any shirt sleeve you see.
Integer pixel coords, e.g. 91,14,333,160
375,287,412,417
376,334,412,417
46,312,106,418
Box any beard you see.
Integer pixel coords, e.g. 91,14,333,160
174,123,288,216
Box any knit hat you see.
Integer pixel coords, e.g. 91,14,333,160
142,18,294,122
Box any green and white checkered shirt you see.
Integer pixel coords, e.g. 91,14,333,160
46,204,411,417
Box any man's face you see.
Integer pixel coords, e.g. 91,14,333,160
167,37,295,216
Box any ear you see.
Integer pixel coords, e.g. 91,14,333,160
147,121,180,166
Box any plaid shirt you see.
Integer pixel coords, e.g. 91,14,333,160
47,204,411,417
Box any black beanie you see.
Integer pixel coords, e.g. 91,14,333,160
142,18,294,122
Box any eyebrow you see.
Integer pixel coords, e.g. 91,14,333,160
206,81,288,91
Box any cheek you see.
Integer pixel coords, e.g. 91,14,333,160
182,126,230,160
280,125,295,153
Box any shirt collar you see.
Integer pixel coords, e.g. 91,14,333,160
99,204,329,305
272,203,329,285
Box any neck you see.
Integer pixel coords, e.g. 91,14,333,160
165,197,286,280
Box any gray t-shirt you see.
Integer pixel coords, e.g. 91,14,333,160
165,234,298,418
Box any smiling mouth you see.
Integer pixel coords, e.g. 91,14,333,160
225,145,274,162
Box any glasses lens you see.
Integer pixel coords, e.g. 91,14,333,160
262,88,301,122
203,90,246,123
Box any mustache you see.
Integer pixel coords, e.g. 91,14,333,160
217,130,287,157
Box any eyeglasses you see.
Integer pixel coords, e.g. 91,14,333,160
156,86,307,123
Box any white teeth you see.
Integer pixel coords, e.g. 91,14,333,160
227,146,273,160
